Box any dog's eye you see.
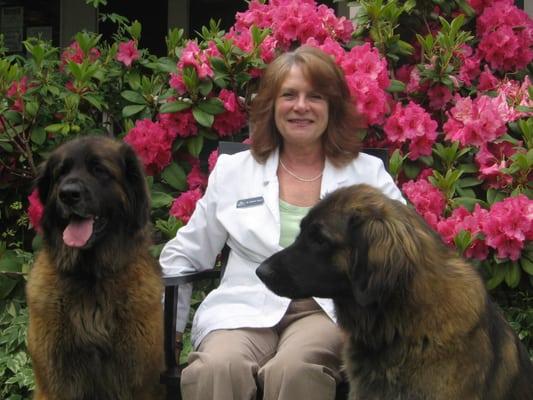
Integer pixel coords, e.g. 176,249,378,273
308,224,331,247
91,162,110,179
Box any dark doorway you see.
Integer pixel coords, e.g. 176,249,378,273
98,0,167,56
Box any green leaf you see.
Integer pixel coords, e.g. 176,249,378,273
0,251,22,272
122,104,146,118
387,79,406,93
487,188,506,205
198,80,213,97
159,100,191,113
151,191,174,208
504,262,521,288
521,257,533,276
457,177,482,188
187,135,204,157
453,196,482,211
161,162,187,191
121,90,146,105
453,230,472,255
485,264,506,290
192,107,214,128
197,97,226,115
83,94,104,111
45,123,67,133
30,127,46,145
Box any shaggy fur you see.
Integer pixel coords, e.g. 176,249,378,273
26,136,164,400
257,184,533,400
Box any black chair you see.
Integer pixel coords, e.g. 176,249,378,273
159,142,389,400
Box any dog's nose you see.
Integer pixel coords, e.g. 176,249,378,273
59,182,83,206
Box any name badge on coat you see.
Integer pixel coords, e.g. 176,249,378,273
236,196,264,208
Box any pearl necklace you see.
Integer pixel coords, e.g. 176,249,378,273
279,159,323,182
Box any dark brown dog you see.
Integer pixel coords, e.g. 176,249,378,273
257,184,533,400
26,136,164,400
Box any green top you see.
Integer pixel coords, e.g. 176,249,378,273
279,199,311,248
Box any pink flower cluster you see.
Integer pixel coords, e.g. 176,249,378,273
124,119,173,175
436,205,489,260
309,40,391,126
438,195,533,261
402,178,446,229
169,188,203,224
476,1,533,71
6,76,28,112
157,107,199,138
60,41,101,70
28,189,44,233
234,0,353,50
384,101,438,160
225,28,278,64
443,95,507,147
116,40,140,67
213,89,248,137
474,142,516,189
177,40,220,80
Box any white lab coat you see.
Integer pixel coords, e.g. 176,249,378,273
159,148,405,349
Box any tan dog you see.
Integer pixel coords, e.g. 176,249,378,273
26,136,164,400
257,184,533,400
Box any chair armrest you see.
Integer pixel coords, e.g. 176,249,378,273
161,270,222,387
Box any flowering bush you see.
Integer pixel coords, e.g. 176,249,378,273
1,0,532,293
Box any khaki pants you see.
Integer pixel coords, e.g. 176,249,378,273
181,299,344,400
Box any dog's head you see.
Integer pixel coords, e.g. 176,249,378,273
257,184,430,308
37,136,150,251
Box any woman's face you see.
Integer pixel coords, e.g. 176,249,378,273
274,65,329,149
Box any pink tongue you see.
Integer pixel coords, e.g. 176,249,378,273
63,218,94,248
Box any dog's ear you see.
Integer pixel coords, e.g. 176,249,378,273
36,154,58,205
348,215,414,308
120,142,150,230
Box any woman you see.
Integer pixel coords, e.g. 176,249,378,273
159,46,404,400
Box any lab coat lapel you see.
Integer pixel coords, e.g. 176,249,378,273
320,158,349,199
262,149,281,225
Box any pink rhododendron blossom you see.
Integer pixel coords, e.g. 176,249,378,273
213,90,248,137
383,101,438,160
427,85,452,110
169,73,187,94
341,43,389,90
158,108,198,139
482,195,533,260
475,142,516,189
495,76,533,120
60,41,100,70
402,178,446,229
170,188,203,224
117,40,140,67
477,65,499,91
207,149,219,173
7,76,28,112
187,163,208,190
467,0,512,14
456,45,480,86
178,41,215,79
346,74,390,126
234,0,353,50
436,205,490,260
476,2,533,71
124,119,172,175
443,95,507,147
28,189,44,233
